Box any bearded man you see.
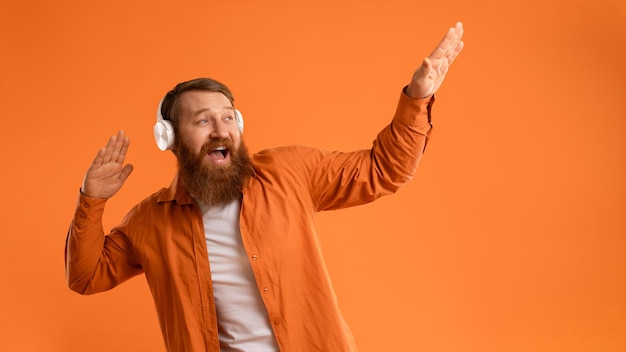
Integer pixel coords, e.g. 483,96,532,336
65,22,464,352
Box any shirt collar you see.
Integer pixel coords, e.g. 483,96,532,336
157,173,195,204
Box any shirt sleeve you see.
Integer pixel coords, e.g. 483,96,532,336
65,192,143,294
306,88,434,211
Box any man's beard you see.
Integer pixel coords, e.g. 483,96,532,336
176,137,254,207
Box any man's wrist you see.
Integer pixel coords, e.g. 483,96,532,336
403,85,433,100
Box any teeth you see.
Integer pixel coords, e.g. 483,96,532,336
208,146,228,158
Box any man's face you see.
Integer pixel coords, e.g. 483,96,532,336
174,90,252,206
175,90,241,167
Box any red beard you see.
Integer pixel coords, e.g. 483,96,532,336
176,137,253,206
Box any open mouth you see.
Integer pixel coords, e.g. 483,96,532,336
208,146,229,160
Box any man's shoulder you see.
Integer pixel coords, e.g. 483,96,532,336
249,146,335,182
128,188,168,212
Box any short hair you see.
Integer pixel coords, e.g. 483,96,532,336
160,78,235,129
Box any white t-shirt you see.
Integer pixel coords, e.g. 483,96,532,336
198,199,279,352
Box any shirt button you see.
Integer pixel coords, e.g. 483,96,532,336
273,318,281,325
251,255,258,261
263,287,269,294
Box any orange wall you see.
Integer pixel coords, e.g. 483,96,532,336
1,0,625,351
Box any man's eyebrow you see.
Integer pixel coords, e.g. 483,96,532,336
192,106,234,116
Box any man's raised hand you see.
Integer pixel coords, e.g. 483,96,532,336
406,22,465,99
81,130,134,199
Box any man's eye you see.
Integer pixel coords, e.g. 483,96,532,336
197,119,208,124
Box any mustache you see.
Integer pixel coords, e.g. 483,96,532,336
200,138,234,154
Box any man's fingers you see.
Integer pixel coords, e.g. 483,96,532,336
430,22,464,60
447,22,464,49
117,136,130,164
100,131,129,164
413,57,433,85
89,131,131,172
447,41,465,66
422,57,432,73
109,131,128,164
117,132,131,163
90,147,107,170
101,134,117,164
119,164,134,184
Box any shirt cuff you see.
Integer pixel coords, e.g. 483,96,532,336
74,191,108,231
394,86,435,135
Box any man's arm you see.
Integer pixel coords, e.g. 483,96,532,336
65,131,141,294
306,22,464,210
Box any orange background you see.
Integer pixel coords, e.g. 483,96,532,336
1,0,625,351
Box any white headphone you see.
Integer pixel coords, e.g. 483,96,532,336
153,97,244,151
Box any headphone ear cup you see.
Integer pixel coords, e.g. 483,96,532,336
154,119,174,151
235,109,244,134
153,100,241,150
154,98,174,151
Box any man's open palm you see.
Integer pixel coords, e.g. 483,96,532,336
406,22,464,99
81,130,134,199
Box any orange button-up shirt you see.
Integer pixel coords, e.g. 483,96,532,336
65,90,434,351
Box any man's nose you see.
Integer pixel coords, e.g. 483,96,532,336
210,120,229,138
